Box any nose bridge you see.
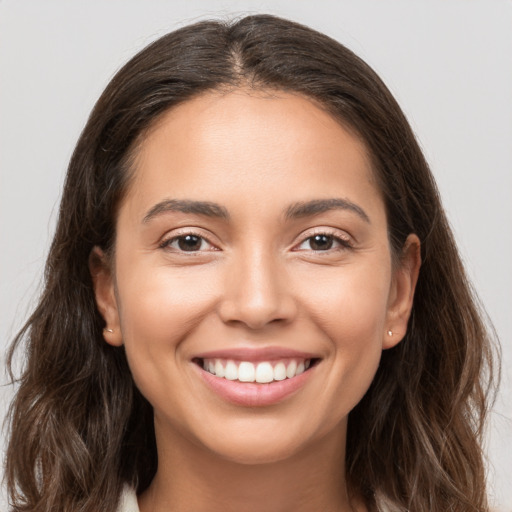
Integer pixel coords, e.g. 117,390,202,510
219,243,295,329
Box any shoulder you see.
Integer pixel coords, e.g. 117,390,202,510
117,485,140,512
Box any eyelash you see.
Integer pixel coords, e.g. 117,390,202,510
159,230,217,253
293,230,353,253
159,229,353,254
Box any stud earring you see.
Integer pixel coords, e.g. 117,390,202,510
387,330,393,336
104,328,114,333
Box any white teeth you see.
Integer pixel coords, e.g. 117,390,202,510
286,360,297,378
273,362,287,381
225,360,238,380
214,360,225,378
238,361,255,382
203,358,313,383
255,362,274,383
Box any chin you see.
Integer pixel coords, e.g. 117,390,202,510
206,436,306,466
192,414,340,466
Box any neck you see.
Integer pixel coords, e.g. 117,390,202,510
138,419,364,512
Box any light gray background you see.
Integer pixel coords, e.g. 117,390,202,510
1,0,511,510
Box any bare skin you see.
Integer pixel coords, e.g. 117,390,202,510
141,421,350,512
91,90,420,512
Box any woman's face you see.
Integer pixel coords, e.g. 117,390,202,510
93,90,419,464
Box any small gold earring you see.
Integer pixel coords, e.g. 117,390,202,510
387,330,393,336
104,328,114,333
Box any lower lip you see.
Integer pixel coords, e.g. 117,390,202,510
195,363,315,407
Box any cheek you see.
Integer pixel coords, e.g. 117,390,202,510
298,262,390,410
115,262,221,385
118,258,221,327
301,259,391,340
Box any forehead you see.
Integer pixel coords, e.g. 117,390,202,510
121,90,383,221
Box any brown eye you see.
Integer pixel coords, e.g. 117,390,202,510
177,235,203,251
162,233,216,253
294,231,352,253
308,234,334,251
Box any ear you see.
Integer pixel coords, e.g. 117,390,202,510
89,246,123,346
383,234,421,349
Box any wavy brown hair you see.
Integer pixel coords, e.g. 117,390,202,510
5,14,497,512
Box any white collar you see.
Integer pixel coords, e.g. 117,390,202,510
117,485,140,512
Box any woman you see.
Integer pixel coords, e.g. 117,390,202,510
5,14,497,512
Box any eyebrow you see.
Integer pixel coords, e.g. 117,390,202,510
285,198,370,223
142,197,370,225
143,199,230,223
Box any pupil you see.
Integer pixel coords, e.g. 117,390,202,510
178,235,201,251
311,234,333,250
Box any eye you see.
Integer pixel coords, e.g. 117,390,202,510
294,232,352,252
161,233,217,253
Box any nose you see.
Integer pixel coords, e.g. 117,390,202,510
218,248,297,330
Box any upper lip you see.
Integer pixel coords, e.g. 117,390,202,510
193,346,320,362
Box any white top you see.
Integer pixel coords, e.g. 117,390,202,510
117,486,140,512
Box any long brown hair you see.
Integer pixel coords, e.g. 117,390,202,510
5,14,497,512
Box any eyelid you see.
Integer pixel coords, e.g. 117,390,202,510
291,227,353,251
159,228,220,252
158,226,353,253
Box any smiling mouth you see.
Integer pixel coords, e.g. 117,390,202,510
193,357,320,384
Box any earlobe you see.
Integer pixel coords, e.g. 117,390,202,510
383,234,421,349
89,246,123,346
